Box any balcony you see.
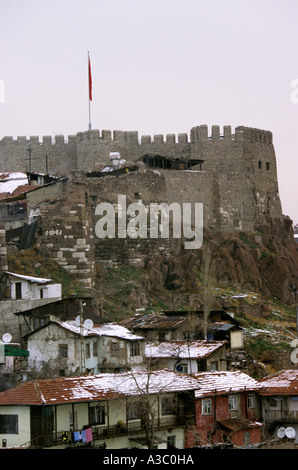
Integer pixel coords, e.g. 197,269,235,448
91,414,195,440
265,410,298,422
20,414,195,448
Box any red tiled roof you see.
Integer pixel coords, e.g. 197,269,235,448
259,369,298,395
12,184,41,196
0,369,200,406
193,370,262,398
218,418,262,431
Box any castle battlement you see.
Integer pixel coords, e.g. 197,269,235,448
0,125,273,148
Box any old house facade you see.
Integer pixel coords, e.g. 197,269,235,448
145,340,227,373
0,369,199,449
186,370,263,448
25,320,145,378
259,369,298,444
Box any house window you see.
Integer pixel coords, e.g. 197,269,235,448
32,316,49,330
201,399,212,415
90,405,105,425
161,397,177,416
210,361,218,371
59,344,68,358
167,436,176,449
176,363,188,373
85,343,91,359
93,341,98,357
15,282,22,300
130,341,140,356
158,332,166,342
127,401,141,420
228,395,238,411
111,342,120,356
247,393,256,409
258,160,262,169
266,162,270,170
0,415,18,434
269,397,281,408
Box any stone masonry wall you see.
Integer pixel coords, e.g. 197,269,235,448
34,174,95,288
0,124,284,272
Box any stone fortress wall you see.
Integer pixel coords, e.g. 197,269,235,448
0,124,284,279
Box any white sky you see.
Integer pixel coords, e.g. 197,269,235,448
0,0,297,224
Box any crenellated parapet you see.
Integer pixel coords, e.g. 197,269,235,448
0,124,273,150
0,123,277,179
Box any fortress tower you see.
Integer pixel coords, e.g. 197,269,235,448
0,124,283,236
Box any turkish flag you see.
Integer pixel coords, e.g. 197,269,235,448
89,56,92,101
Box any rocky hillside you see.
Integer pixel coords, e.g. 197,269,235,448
6,214,298,374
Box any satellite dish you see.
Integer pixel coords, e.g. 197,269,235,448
285,427,296,439
83,319,94,330
75,316,81,327
2,333,12,343
277,427,286,438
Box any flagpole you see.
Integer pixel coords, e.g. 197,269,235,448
88,50,92,131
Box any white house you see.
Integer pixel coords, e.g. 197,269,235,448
4,271,62,301
25,320,145,377
0,369,200,449
145,340,228,373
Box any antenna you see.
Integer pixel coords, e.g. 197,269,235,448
277,427,285,439
2,333,12,343
83,319,94,330
285,427,296,439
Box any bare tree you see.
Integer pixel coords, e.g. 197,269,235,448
202,245,215,340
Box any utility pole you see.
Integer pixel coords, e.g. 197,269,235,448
79,299,85,375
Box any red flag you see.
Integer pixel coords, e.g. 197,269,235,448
88,56,92,101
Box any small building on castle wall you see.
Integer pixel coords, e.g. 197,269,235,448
3,271,62,301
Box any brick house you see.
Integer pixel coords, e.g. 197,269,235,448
186,370,263,448
259,369,298,444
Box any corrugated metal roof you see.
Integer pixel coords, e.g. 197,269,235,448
0,369,200,406
193,370,262,398
146,341,226,359
259,369,298,395
208,322,236,331
4,271,52,283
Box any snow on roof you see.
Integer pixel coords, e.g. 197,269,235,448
54,320,144,341
0,369,200,405
0,172,28,194
145,340,226,359
4,271,52,284
193,370,262,398
259,369,298,395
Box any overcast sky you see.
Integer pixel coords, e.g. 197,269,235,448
1,0,297,224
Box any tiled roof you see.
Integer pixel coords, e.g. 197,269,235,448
259,369,298,395
0,369,200,406
193,370,262,398
145,340,226,359
217,418,263,431
11,184,41,196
